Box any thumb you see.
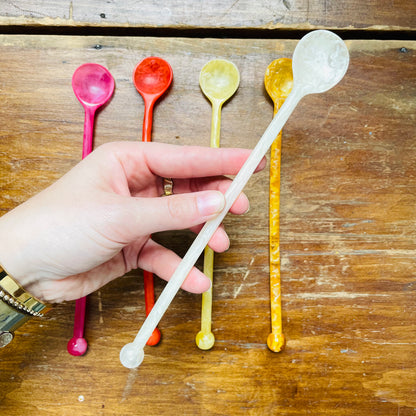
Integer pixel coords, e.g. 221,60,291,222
128,190,225,236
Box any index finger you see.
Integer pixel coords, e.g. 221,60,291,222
112,142,266,179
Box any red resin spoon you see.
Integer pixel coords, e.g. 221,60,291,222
68,63,115,356
133,57,173,346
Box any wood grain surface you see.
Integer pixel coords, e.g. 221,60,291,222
0,35,415,415
0,1,415,31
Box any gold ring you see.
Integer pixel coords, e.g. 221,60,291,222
163,178,174,196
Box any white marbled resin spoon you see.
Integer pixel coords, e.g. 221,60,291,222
120,29,350,369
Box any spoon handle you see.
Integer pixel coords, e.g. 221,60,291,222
141,97,161,346
143,271,161,345
82,106,96,158
268,103,285,352
142,100,155,143
120,88,303,368
73,296,87,338
68,106,96,356
210,100,222,148
201,247,214,336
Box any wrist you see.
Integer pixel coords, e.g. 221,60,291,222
0,210,49,302
0,209,40,290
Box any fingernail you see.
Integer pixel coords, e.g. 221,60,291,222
240,192,250,214
197,191,225,217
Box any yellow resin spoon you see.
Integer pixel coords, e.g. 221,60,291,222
196,59,240,350
264,58,293,352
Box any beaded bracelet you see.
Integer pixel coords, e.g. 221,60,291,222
0,288,46,317
0,265,51,347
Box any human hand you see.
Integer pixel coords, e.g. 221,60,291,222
0,142,265,303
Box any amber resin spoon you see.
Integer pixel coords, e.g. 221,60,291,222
264,58,293,352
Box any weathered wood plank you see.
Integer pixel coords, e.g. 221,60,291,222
0,35,415,415
0,1,415,31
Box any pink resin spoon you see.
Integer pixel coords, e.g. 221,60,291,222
133,57,173,346
68,63,115,356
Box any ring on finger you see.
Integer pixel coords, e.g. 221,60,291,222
162,178,174,196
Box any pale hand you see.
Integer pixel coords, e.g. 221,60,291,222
0,142,265,303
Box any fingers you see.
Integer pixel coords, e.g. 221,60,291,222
106,141,266,182
190,223,230,252
119,179,249,243
171,177,250,215
124,190,225,237
207,225,230,253
138,239,211,293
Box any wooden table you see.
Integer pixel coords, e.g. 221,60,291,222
0,2,415,415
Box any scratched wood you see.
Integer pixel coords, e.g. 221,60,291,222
0,1,415,31
0,35,415,415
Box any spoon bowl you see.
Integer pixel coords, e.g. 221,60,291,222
292,30,349,95
133,57,173,101
264,58,293,108
72,63,115,108
199,59,240,104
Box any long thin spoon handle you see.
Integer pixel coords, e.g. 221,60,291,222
267,60,293,352
141,97,161,346
268,102,284,352
209,101,222,148
120,87,303,368
82,106,95,158
200,247,213,333
73,296,87,339
196,100,222,350
68,106,96,356
143,270,161,345
142,99,155,142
